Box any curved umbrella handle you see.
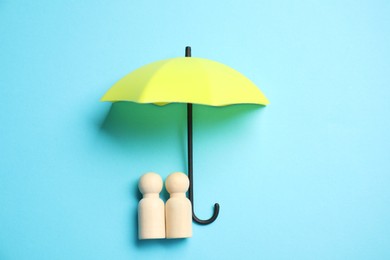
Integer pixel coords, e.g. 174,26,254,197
188,150,220,224
187,102,220,225
191,199,220,225
188,157,220,225
193,204,220,225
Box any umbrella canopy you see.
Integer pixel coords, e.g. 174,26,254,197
101,47,269,226
101,57,269,106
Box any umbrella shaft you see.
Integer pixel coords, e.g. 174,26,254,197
185,46,219,225
186,47,194,208
187,103,194,205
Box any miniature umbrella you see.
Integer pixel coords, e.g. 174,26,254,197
101,47,269,225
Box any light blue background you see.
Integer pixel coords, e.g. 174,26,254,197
1,1,389,259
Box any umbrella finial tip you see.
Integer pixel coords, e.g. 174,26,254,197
185,46,191,57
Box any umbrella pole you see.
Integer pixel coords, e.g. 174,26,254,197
186,46,220,225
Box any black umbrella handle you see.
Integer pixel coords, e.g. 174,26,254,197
187,101,220,225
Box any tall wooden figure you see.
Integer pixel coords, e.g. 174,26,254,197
138,172,165,239
165,172,192,238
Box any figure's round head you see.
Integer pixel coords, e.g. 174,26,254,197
138,172,163,194
165,172,189,194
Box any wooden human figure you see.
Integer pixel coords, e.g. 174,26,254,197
165,172,192,238
138,172,165,239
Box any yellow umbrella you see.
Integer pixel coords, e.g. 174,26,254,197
101,47,269,225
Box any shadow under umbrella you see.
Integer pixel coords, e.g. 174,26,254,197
100,101,185,145
100,101,189,246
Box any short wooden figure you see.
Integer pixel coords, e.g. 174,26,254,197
165,172,192,239
138,172,165,239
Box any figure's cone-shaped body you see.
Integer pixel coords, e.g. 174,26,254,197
165,172,192,238
138,172,165,239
